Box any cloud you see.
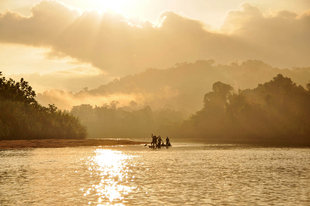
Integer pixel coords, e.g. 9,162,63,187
0,1,310,76
0,1,78,45
0,43,112,92
222,4,310,66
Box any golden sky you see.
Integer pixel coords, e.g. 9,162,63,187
0,0,310,91
1,0,309,28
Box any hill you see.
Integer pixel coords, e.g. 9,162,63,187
38,60,310,114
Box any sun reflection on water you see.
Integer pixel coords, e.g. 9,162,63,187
84,149,136,205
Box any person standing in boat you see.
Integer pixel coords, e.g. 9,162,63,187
166,137,171,146
151,134,157,147
157,136,162,147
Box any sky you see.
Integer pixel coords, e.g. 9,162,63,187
1,0,310,28
0,0,310,92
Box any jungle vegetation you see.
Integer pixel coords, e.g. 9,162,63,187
0,72,86,140
180,74,310,145
71,74,310,146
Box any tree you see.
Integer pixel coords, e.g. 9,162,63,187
0,72,86,140
181,74,310,145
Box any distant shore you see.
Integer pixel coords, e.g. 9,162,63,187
0,139,147,149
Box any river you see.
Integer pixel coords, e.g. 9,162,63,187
0,144,309,205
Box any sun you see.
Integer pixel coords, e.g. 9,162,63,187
74,0,142,18
89,0,131,14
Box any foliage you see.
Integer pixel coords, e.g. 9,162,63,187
70,73,310,145
0,72,86,140
181,74,310,145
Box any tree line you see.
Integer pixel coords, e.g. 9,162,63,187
71,102,183,139
179,74,310,145
70,74,310,146
0,72,86,140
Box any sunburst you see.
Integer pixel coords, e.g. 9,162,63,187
89,0,131,14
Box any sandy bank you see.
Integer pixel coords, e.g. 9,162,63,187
0,139,146,149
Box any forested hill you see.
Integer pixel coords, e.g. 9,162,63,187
0,72,86,140
179,74,310,146
70,74,310,146
66,60,310,113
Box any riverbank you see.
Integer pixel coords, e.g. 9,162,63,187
0,139,146,149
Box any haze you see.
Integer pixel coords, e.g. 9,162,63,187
1,0,310,90
1,0,310,142
2,2,310,206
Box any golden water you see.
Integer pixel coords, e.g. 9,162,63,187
0,144,310,205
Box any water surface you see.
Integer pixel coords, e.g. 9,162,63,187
0,144,309,205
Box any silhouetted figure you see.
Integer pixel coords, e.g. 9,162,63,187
157,136,162,148
166,137,171,146
151,134,157,147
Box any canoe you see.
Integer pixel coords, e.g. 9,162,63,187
148,144,171,148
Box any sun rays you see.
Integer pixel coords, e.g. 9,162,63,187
84,0,135,15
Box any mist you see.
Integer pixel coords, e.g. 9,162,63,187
38,60,310,113
41,60,310,146
68,72,310,146
2,1,310,205
179,74,310,145
1,0,310,145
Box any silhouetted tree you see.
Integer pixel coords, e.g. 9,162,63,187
307,83,310,92
180,74,310,145
0,72,86,140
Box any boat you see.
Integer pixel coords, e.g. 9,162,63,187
148,143,171,149
147,134,172,149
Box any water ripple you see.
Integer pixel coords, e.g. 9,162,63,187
0,145,309,205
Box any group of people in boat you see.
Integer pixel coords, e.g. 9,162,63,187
150,134,171,148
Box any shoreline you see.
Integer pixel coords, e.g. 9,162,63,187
0,139,147,149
